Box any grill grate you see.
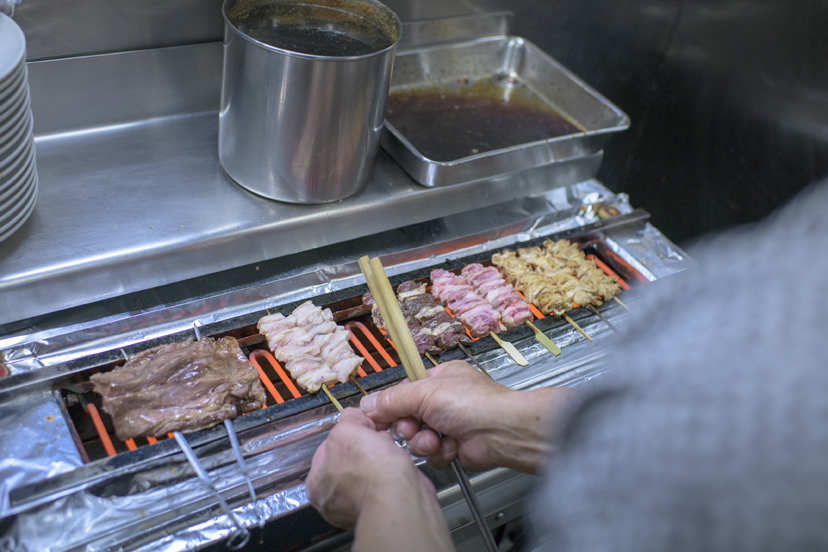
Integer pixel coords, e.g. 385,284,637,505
58,238,641,463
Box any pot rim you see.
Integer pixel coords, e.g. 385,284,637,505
221,0,402,61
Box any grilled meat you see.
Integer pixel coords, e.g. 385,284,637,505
361,291,439,355
430,269,502,337
460,264,534,329
258,301,363,393
396,281,472,350
492,239,621,315
90,337,266,441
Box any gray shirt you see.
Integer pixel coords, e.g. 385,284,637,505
538,179,828,551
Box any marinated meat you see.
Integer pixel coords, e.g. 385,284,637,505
492,239,621,315
90,337,266,441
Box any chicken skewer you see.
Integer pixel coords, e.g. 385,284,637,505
258,302,364,394
492,239,623,338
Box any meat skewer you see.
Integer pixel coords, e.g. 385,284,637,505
430,269,528,367
492,238,626,338
460,263,561,356
258,301,364,394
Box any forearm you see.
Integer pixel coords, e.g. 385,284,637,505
353,469,454,552
488,386,571,474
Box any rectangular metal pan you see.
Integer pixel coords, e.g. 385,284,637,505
381,35,630,187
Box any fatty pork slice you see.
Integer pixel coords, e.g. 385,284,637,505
461,264,534,329
258,302,363,393
430,269,502,337
90,337,266,441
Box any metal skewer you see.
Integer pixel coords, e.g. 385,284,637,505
224,420,265,532
457,343,493,379
587,305,618,333
173,432,251,550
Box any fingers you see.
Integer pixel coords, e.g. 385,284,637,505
426,436,458,470
338,407,377,430
407,428,441,457
391,416,422,440
360,379,433,423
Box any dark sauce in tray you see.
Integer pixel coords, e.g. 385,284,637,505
229,3,393,56
385,76,583,162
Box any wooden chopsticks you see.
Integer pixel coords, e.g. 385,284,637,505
358,256,428,383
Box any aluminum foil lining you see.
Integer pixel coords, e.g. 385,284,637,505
1,407,341,552
0,391,83,515
0,179,676,376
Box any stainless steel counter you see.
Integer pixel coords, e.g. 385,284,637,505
0,40,601,329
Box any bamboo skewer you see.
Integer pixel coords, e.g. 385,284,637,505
614,296,631,312
562,313,593,342
321,385,344,412
525,321,562,356
349,376,367,396
425,352,439,367
488,331,529,366
587,305,618,333
359,256,499,552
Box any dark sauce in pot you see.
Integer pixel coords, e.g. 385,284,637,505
229,3,394,56
385,75,583,162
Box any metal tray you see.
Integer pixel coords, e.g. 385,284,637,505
381,35,630,187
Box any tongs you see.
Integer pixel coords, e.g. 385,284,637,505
173,421,265,550
358,256,499,552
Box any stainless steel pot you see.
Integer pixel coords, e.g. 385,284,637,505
219,0,401,204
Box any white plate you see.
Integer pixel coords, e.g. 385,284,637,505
0,173,36,244
0,14,26,83
0,60,24,99
0,110,30,159
0,123,31,173
0,91,28,137
0,139,33,191
0,173,36,238
0,166,34,220
0,77,26,119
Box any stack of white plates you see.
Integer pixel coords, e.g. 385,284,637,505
0,13,37,244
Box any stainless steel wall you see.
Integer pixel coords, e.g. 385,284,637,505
512,0,828,243
14,0,828,243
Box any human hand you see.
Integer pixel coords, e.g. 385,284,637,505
306,409,453,551
360,361,569,474
306,408,423,529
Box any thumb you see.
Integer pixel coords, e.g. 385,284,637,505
360,379,432,423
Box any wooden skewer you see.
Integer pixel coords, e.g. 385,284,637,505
321,384,344,412
349,375,368,396
525,321,562,356
488,331,528,366
359,256,499,552
425,352,439,367
562,313,593,342
587,305,618,333
614,296,631,312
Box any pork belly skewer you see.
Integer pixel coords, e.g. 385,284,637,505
258,302,363,409
430,269,528,367
460,264,562,356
